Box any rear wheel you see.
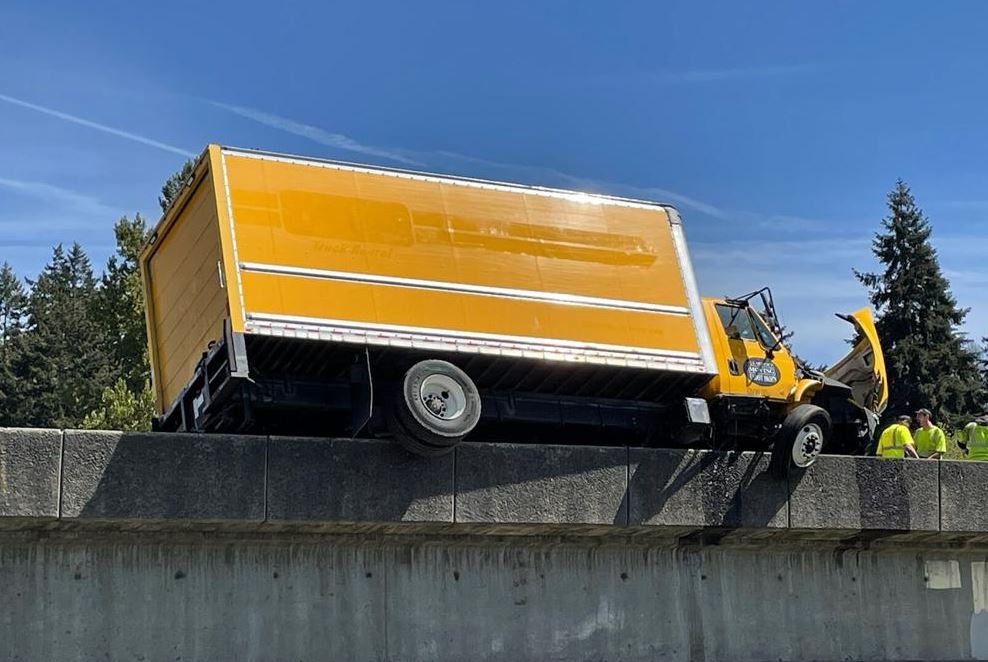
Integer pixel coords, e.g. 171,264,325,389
386,360,481,457
771,404,831,477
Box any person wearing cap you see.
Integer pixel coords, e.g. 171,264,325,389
913,408,946,459
962,415,988,461
876,415,919,459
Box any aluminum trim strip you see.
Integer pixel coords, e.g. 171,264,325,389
221,146,672,212
245,311,710,366
247,317,711,374
668,213,719,374
240,261,691,316
219,151,247,323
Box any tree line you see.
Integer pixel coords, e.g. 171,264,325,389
0,165,190,430
0,168,984,432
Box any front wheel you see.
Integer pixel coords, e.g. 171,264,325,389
771,404,832,477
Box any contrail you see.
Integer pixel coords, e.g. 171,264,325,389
210,101,423,166
0,92,194,158
0,177,119,218
435,151,732,220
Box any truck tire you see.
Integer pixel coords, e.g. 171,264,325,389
385,404,457,458
771,404,831,477
388,360,481,457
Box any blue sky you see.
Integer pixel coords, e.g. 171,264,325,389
1,1,986,364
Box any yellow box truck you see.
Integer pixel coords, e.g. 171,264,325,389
141,145,887,473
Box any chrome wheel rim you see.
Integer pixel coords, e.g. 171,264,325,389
418,374,467,421
792,423,824,468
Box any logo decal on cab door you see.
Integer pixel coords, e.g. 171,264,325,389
744,358,781,386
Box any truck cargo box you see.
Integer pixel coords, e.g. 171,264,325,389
141,145,717,439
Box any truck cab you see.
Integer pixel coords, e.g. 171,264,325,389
697,289,888,469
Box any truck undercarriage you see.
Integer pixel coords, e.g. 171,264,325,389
154,324,870,459
156,326,710,447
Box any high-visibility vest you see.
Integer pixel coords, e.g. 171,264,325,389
966,423,988,461
914,425,947,457
877,423,911,459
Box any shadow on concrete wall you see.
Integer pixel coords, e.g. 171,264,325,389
68,431,267,521
620,449,794,529
70,431,799,530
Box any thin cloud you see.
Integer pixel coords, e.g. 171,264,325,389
745,213,833,233
0,177,120,218
939,200,988,212
201,106,730,219
627,64,818,84
438,151,857,232
434,150,732,220
210,101,424,166
943,269,988,287
691,237,872,268
0,93,194,157
203,103,837,232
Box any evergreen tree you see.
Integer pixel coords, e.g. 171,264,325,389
158,159,195,212
96,214,152,391
15,244,115,428
855,180,983,425
0,262,28,426
980,337,988,412
0,262,26,340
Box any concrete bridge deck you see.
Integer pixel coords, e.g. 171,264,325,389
2,428,987,661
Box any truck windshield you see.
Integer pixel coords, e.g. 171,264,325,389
716,304,778,349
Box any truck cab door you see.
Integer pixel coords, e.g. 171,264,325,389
709,302,795,400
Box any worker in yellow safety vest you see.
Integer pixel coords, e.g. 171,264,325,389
962,415,988,461
876,415,919,459
913,408,946,459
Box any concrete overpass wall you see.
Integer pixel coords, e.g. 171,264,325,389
1,428,987,661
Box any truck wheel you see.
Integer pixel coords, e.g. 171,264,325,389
385,405,457,457
388,360,481,457
771,404,831,477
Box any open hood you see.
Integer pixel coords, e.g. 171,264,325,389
825,308,888,414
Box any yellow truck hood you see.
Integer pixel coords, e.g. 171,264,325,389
825,308,888,414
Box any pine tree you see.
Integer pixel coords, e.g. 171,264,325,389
0,262,28,426
980,338,988,412
15,244,116,428
83,214,156,430
96,214,152,392
855,180,983,426
158,159,195,212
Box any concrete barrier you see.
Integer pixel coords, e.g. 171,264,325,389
0,428,979,534
0,428,61,521
4,428,988,661
60,430,266,522
455,442,627,526
266,436,454,523
628,448,787,530
940,460,988,535
789,454,940,532
1,530,983,662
